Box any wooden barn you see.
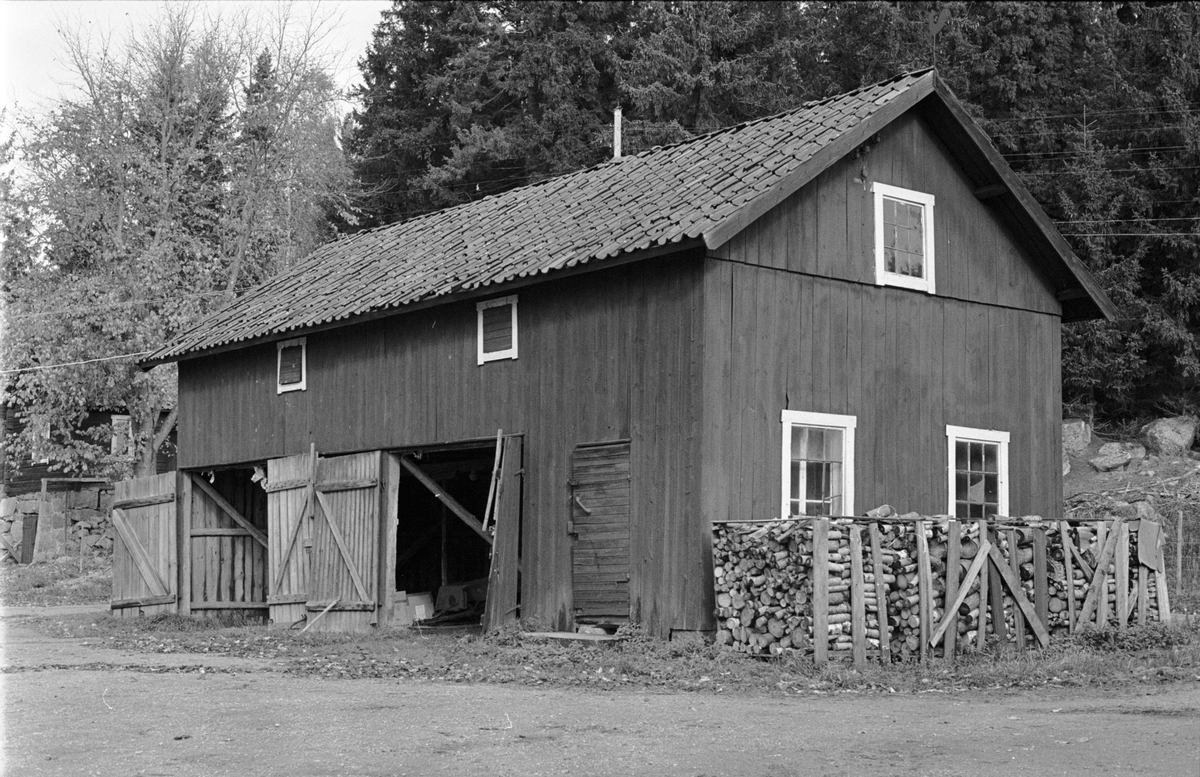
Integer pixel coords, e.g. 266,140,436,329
120,69,1115,636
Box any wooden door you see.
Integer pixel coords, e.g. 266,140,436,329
266,451,316,626
307,451,382,631
111,472,177,616
570,441,631,622
482,436,523,631
183,473,269,617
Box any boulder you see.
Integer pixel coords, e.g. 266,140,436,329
1062,447,1071,477
1062,419,1092,455
1098,441,1146,461
1140,416,1199,456
1090,453,1131,472
0,497,16,518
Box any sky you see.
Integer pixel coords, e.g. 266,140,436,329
0,0,394,117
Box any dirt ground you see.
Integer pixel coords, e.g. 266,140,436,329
2,616,1198,776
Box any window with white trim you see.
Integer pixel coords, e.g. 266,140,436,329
872,182,935,294
477,295,518,365
781,410,856,518
946,425,1009,519
277,337,306,394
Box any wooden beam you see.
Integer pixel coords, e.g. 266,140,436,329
399,455,493,544
973,183,1009,200
868,522,891,664
191,475,269,549
848,524,867,669
1078,523,1121,627
482,429,504,532
111,593,177,610
812,518,829,665
112,493,176,510
1061,522,1077,632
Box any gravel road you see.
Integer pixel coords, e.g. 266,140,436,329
3,617,1197,776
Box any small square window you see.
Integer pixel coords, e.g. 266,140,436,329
477,295,518,365
872,182,935,294
781,410,856,518
946,425,1009,518
110,414,132,455
277,337,306,394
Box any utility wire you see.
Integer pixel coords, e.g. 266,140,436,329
0,351,154,376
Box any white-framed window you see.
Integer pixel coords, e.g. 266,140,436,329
872,182,936,294
277,337,307,394
946,425,1009,519
781,410,856,518
477,295,518,365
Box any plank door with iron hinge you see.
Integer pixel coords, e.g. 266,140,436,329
111,472,178,616
266,451,317,627
569,441,631,622
307,451,383,632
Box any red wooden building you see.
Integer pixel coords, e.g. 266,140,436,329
127,70,1114,636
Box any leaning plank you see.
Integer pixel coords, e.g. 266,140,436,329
975,520,990,648
986,544,1050,648
111,493,175,510
867,522,891,664
1095,521,1110,625
944,520,961,659
111,509,169,597
812,518,829,665
192,476,269,549
301,598,339,633
1008,529,1025,649
314,490,372,603
481,429,504,532
400,455,493,544
1115,522,1130,629
914,519,933,661
111,594,177,610
1154,544,1172,621
848,524,867,668
930,539,991,647
1060,521,1078,632
1078,523,1121,627
1032,526,1049,631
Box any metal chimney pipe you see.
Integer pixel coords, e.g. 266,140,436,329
613,107,622,161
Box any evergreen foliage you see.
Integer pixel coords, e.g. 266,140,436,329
346,1,1200,419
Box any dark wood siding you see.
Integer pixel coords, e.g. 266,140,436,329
712,111,1062,317
178,253,708,635
700,260,1063,528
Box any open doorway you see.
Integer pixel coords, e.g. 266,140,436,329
392,443,508,627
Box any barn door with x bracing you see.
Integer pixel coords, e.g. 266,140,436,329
110,472,178,616
306,451,383,631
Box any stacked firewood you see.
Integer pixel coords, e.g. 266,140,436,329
712,521,812,655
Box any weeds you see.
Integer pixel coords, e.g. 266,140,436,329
26,612,1199,694
0,557,111,606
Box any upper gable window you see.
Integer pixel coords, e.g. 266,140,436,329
477,295,518,365
277,337,306,394
872,182,936,294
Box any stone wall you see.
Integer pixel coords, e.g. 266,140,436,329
0,486,113,563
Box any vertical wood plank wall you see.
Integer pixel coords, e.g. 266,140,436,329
177,108,1069,636
180,256,707,635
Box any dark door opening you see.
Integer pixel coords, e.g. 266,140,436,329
394,447,499,626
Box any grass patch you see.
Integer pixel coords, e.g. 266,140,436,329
0,557,111,606
23,613,1200,694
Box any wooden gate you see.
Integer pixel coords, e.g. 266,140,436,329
569,441,631,622
266,451,317,626
307,451,383,631
181,472,269,617
111,472,177,616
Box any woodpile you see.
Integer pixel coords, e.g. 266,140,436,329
712,509,1173,664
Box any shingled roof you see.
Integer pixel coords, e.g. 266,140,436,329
147,69,1113,365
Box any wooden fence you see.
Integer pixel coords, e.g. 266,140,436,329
712,512,1172,666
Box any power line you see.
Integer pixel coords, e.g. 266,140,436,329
0,351,155,376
